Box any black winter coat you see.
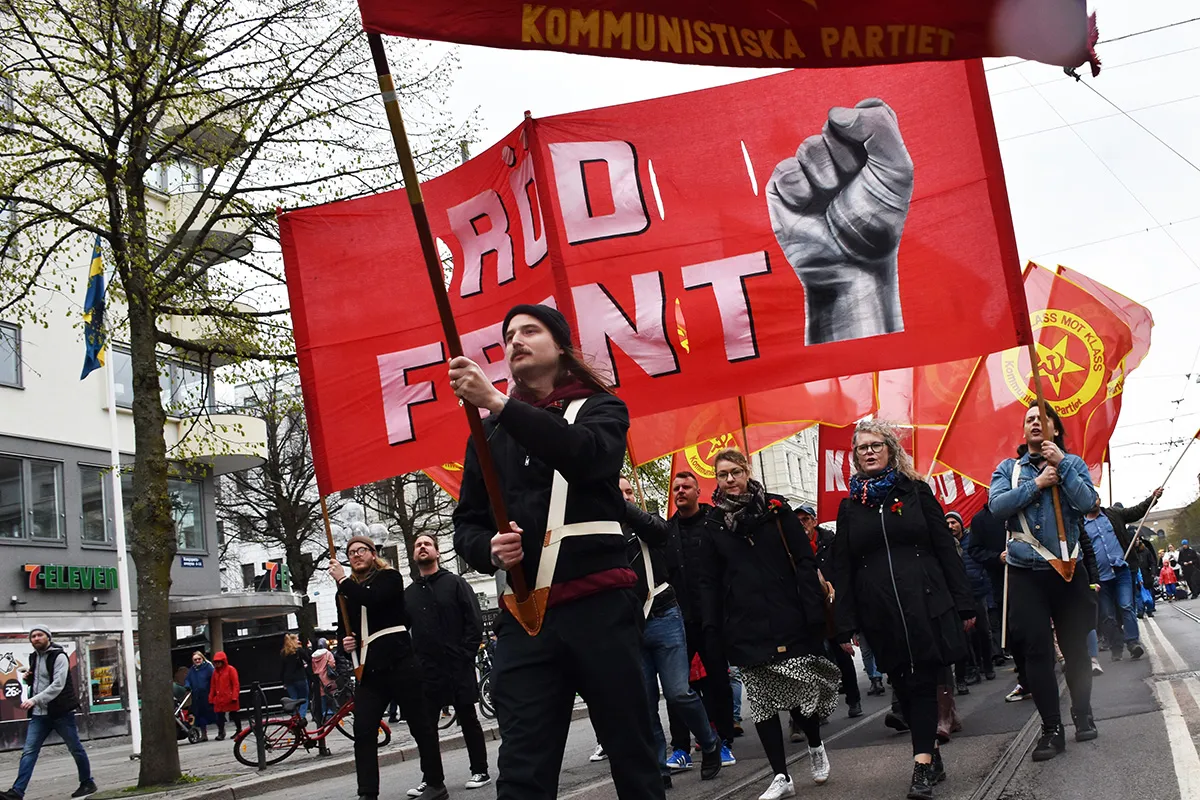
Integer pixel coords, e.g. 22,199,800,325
336,568,416,674
830,476,973,673
623,503,675,614
280,650,311,686
668,506,721,625
404,569,484,701
453,393,631,596
698,494,828,668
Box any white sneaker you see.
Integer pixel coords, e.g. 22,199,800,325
589,743,608,762
809,744,830,784
464,773,491,789
758,773,795,800
406,783,427,798
1091,657,1104,676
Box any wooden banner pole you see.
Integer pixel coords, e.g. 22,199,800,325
320,496,361,679
1026,343,1074,581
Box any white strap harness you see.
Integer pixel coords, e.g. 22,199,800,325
1008,463,1078,564
359,605,406,667
637,539,672,619
501,398,624,597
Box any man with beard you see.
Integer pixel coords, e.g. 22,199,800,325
330,537,446,800
451,304,663,800
404,533,490,795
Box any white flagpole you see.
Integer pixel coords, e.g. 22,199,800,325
105,357,142,758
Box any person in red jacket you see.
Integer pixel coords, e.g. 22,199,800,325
209,652,241,740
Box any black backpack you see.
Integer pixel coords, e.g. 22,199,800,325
27,648,80,717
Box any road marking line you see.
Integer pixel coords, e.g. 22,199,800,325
1155,681,1200,800
1148,617,1188,672
1145,617,1169,674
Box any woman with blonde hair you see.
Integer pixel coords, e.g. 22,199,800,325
280,633,311,720
698,448,840,800
828,420,975,800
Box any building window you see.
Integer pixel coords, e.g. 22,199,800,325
240,562,255,589
0,202,16,260
110,347,211,415
0,323,19,388
414,474,435,514
80,465,115,544
148,158,204,195
119,474,205,551
0,455,64,541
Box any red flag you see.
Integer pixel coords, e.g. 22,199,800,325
1056,266,1153,482
667,431,745,508
876,359,976,474
935,263,1135,487
423,463,465,501
357,0,1097,72
817,424,985,523
282,63,1026,495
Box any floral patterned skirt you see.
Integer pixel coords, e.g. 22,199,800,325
741,654,842,724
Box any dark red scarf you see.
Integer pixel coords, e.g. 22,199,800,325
511,377,597,409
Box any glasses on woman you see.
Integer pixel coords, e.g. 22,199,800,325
347,546,373,557
854,442,887,454
716,467,746,481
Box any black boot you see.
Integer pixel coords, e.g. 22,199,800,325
1031,723,1066,762
955,679,970,696
885,710,910,732
1071,708,1098,742
662,774,673,790
847,701,863,718
931,749,946,784
700,743,721,780
966,666,982,685
869,677,886,696
906,761,936,800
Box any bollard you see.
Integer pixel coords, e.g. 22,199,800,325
252,682,267,770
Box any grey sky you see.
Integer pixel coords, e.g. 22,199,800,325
427,2,1200,510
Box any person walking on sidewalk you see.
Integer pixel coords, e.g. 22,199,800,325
830,420,976,800
331,535,447,800
310,639,337,721
280,634,311,721
1084,489,1161,662
185,651,215,741
404,533,491,795
1179,539,1200,599
209,652,241,740
699,449,840,800
989,403,1101,764
451,304,664,800
948,512,995,688
618,476,722,790
0,625,95,800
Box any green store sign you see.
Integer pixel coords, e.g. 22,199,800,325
24,564,119,591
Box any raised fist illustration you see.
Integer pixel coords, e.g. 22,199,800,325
766,98,914,345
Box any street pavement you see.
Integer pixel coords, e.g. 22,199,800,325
8,602,1200,800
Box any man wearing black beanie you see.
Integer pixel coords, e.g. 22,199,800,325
451,304,664,800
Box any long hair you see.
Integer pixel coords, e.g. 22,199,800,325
850,420,922,480
1017,400,1067,456
351,553,392,583
281,633,299,657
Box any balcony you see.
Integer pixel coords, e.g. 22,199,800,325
159,97,248,166
173,412,267,476
165,301,258,367
163,192,253,267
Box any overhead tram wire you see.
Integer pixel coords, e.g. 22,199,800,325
984,16,1200,72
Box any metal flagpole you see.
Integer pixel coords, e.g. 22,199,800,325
105,357,142,758
1122,432,1198,562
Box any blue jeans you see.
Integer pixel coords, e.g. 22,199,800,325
729,667,743,723
1087,628,1098,659
286,680,310,720
1098,566,1139,654
859,635,882,680
12,713,92,796
641,605,718,773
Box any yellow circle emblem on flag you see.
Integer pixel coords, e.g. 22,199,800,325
1000,309,1106,417
683,434,737,479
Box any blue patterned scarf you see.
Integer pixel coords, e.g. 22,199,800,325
848,467,900,508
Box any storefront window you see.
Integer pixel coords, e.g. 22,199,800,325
85,639,123,712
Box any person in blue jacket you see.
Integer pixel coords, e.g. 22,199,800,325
989,402,1099,763
184,651,215,741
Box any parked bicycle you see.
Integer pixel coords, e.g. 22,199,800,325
434,640,496,730
233,695,389,767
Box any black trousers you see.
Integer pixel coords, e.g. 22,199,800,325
493,589,663,800
1008,566,1094,728
667,620,736,749
955,596,993,678
827,639,861,705
215,711,240,735
354,657,444,794
891,664,940,756
427,672,489,776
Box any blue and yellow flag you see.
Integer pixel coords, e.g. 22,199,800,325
81,235,107,380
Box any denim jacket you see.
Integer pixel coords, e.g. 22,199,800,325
988,451,1098,571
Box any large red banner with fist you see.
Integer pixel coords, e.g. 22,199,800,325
358,0,1096,72
281,62,1026,494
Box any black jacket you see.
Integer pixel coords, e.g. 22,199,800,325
1094,494,1156,557
1134,540,1159,588
1178,546,1200,572
405,568,483,699
280,650,311,686
808,525,836,574
337,568,415,674
698,494,827,668
623,502,675,614
830,476,974,673
669,504,721,625
453,393,631,599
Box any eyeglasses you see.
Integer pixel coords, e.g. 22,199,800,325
854,442,887,455
716,468,746,481
347,546,373,557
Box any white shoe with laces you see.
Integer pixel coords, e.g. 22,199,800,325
1091,657,1104,676
464,773,491,789
809,744,830,784
589,744,608,762
406,783,427,798
758,773,795,800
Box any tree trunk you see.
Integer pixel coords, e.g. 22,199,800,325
127,299,183,786
284,543,316,643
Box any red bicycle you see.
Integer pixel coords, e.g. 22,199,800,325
233,696,390,766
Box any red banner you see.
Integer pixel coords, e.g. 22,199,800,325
358,0,1096,72
282,63,1026,494
816,424,986,524
934,263,1135,487
876,359,976,474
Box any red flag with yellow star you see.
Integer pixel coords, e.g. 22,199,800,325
935,263,1134,487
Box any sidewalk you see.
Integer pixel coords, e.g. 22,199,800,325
0,703,589,800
